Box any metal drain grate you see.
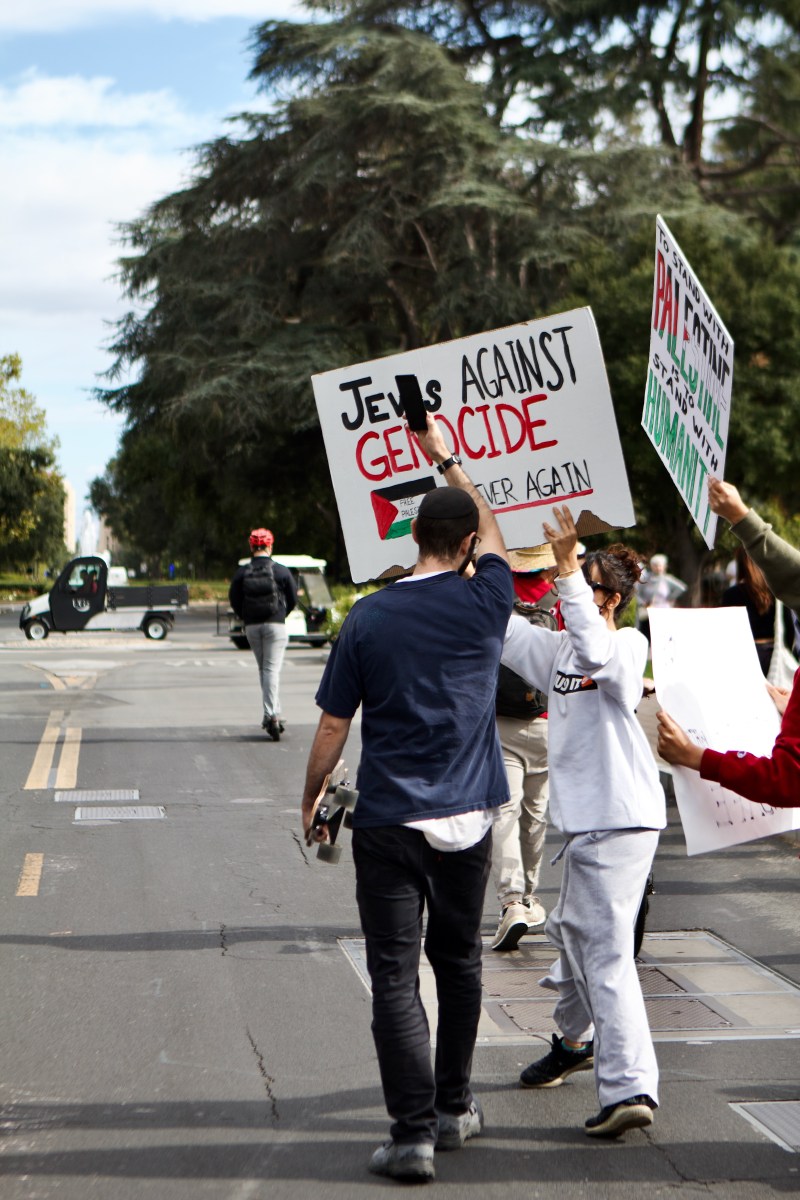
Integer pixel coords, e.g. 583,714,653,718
637,966,688,996
732,1101,800,1152
644,996,732,1030
74,805,165,821
484,973,550,998
56,789,140,803
497,999,558,1035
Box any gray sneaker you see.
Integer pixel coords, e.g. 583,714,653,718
368,1140,435,1181
435,1097,484,1151
523,897,546,928
491,902,528,951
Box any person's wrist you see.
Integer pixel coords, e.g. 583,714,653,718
727,504,748,525
682,745,704,770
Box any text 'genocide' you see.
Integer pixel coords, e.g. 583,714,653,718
338,325,579,483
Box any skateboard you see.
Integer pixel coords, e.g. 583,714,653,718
305,759,359,864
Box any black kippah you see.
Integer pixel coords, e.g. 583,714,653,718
418,487,479,524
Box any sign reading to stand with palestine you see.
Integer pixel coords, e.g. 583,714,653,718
642,216,734,549
312,307,635,584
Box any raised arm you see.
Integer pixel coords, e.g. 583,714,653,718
709,476,800,610
413,415,508,563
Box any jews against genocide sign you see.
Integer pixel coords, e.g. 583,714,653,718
312,307,635,583
649,607,799,856
642,216,734,550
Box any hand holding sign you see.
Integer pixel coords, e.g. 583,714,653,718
707,477,749,526
656,710,704,770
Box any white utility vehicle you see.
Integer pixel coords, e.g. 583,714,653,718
221,554,334,648
19,556,189,641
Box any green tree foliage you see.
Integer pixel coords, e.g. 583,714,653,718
0,355,66,570
96,4,800,581
317,1,800,231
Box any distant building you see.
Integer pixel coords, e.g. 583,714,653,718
63,479,76,552
97,517,121,560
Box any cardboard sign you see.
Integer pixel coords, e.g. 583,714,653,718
642,216,734,549
312,307,634,583
649,607,799,855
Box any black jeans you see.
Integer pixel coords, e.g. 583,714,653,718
352,824,492,1145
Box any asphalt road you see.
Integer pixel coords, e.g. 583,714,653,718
0,605,798,1198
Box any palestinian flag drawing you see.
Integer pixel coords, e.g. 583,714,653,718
370,477,438,540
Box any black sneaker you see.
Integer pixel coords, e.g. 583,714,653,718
266,717,281,742
584,1094,656,1138
519,1034,594,1088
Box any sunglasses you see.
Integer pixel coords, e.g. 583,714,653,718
581,564,614,595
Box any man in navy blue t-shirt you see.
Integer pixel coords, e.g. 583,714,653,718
302,417,513,1182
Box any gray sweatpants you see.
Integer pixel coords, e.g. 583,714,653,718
245,621,289,719
541,827,660,1108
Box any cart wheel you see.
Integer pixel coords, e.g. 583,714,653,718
24,618,49,641
317,842,342,865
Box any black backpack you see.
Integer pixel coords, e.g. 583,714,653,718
242,558,282,621
496,597,558,720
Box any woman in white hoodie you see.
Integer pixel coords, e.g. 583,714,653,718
502,505,665,1140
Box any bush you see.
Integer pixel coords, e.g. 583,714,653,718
325,583,380,638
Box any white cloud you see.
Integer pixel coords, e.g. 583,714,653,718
1,130,188,314
0,70,228,503
0,69,189,130
0,1,304,34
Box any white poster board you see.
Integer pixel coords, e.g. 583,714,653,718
649,607,799,855
312,307,634,582
642,216,734,549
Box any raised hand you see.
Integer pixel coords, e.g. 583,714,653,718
542,505,579,574
412,413,451,465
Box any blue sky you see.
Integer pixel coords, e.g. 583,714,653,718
0,1,304,524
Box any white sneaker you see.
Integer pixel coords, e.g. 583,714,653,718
491,902,528,951
524,897,546,928
435,1097,484,1150
368,1140,435,1180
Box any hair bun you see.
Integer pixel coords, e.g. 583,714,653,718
606,543,643,583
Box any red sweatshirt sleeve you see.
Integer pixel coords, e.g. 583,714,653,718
699,673,800,808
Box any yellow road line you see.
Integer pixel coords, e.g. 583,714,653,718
16,853,44,897
42,671,67,691
24,710,65,790
55,727,81,790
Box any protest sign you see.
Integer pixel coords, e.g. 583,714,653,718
642,216,734,549
649,607,799,855
312,307,634,582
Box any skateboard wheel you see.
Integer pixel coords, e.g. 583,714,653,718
343,811,354,830
317,842,342,864
334,784,358,811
